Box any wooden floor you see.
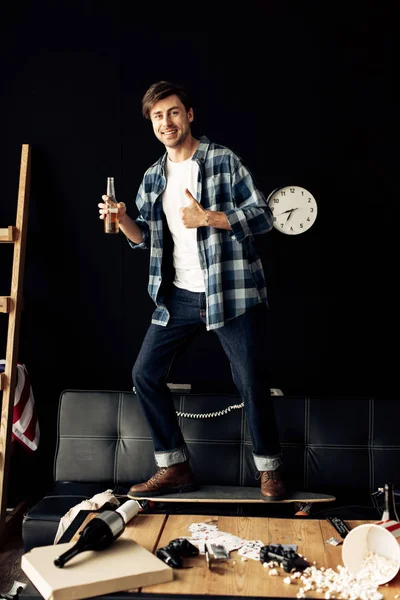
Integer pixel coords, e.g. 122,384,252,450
0,531,29,592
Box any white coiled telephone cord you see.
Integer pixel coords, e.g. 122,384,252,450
132,388,282,419
175,401,245,419
175,389,282,418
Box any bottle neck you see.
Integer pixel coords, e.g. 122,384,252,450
382,483,399,521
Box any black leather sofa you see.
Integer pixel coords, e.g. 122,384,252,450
22,390,400,552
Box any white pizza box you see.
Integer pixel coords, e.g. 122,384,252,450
21,537,173,600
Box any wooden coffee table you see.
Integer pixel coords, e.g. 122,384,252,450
20,514,400,599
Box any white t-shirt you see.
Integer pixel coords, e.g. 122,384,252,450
162,157,205,292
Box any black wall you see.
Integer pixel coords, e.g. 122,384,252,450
0,3,392,478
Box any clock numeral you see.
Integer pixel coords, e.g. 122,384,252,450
273,217,277,222
290,188,295,193
280,191,286,196
270,205,274,212
310,208,314,212
307,217,311,222
280,223,284,228
290,226,294,231
274,198,280,203
301,191,304,195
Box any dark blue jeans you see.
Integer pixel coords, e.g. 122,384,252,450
132,286,282,471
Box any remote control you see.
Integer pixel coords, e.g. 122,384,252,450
326,516,351,538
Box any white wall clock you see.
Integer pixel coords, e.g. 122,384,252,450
267,185,318,235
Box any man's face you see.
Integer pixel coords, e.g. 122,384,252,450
149,94,193,149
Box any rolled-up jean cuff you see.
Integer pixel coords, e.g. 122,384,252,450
253,452,282,471
155,447,188,467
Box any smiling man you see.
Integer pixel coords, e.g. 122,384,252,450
98,80,286,501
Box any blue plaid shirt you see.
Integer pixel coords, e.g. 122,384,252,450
129,136,273,330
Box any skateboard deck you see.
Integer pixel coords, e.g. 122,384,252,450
128,485,335,504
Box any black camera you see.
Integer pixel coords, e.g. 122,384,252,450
156,537,199,569
259,544,310,573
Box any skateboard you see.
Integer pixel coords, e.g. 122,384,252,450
127,485,335,505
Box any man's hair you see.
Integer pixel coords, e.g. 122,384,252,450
141,81,193,119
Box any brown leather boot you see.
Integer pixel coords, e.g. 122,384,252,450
260,469,286,501
127,462,197,498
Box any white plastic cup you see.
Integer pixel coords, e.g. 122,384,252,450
342,520,400,584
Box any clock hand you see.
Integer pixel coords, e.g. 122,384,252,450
274,208,299,217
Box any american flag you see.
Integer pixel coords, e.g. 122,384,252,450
0,360,40,452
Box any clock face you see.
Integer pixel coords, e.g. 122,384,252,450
267,186,318,235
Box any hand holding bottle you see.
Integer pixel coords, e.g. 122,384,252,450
98,197,127,226
99,177,127,234
98,178,143,244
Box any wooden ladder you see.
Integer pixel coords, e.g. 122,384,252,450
0,144,31,545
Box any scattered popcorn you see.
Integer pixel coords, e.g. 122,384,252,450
355,551,398,585
262,550,398,600
265,560,278,568
298,563,385,600
303,582,313,591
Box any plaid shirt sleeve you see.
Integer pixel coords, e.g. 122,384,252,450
225,159,273,243
126,182,150,250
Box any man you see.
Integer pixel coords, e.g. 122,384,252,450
98,81,285,500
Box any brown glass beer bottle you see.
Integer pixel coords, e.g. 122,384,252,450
104,177,119,234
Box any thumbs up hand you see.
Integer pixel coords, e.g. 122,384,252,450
179,189,209,228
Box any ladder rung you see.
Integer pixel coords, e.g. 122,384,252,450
0,297,11,313
0,226,17,242
0,372,6,391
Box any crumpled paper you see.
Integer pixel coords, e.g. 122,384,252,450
54,489,120,544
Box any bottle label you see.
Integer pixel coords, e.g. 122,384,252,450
107,208,118,213
97,511,124,536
